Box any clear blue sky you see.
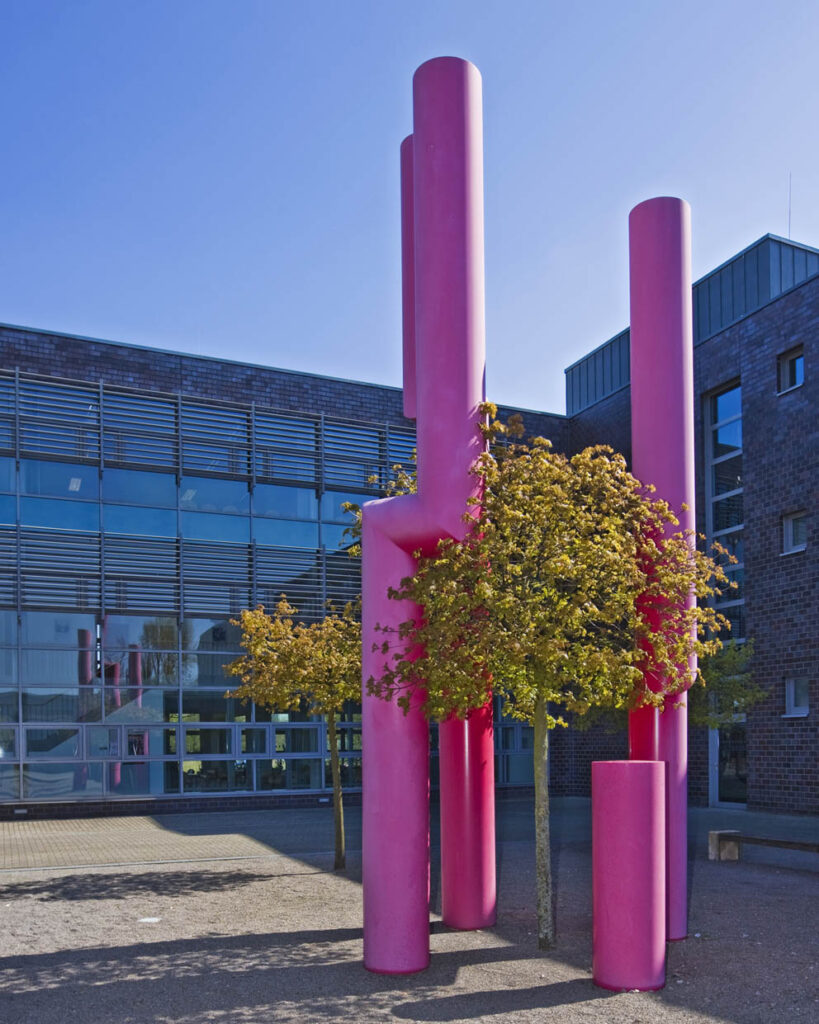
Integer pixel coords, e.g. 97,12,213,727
3,0,819,414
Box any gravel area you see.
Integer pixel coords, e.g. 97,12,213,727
0,798,817,1024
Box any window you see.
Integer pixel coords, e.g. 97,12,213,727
777,347,804,393
783,511,807,554
784,678,809,718
706,384,744,641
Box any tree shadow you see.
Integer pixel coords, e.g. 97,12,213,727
392,978,610,1020
0,869,302,902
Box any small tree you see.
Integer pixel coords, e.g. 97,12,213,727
226,598,361,870
368,408,731,947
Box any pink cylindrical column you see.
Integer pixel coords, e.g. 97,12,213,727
412,57,495,931
592,760,666,991
362,515,430,974
628,197,695,941
438,704,496,928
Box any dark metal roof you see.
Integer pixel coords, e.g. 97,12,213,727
565,234,819,416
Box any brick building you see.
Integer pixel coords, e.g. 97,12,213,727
0,232,816,815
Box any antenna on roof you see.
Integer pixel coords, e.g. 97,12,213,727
788,171,792,239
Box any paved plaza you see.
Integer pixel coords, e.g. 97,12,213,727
0,797,817,1024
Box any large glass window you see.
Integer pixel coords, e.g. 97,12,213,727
25,728,81,759
20,497,99,532
21,612,97,647
253,518,319,548
104,505,177,537
253,484,317,519
104,688,178,723
0,494,15,524
104,650,178,687
0,456,14,492
21,650,100,686
22,762,104,799
183,618,242,652
103,468,176,507
180,477,250,514
22,688,102,723
20,460,99,500
707,383,744,642
181,511,250,543
103,615,178,650
0,764,19,799
0,690,19,722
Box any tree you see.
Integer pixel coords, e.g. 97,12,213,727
368,407,731,948
689,638,765,727
226,599,361,870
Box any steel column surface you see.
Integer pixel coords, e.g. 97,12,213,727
592,760,666,991
628,196,696,942
361,56,495,973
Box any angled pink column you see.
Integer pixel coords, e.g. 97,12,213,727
362,56,495,973
628,197,696,942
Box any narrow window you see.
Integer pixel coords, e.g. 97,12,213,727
784,678,809,717
782,511,807,554
777,347,804,393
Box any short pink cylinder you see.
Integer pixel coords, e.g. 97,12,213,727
592,760,666,992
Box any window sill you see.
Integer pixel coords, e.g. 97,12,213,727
782,711,809,719
780,547,806,556
776,383,803,396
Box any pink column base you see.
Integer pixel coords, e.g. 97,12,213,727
592,760,666,991
362,515,430,974
438,702,496,929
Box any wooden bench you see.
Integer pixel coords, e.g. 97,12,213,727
708,829,819,861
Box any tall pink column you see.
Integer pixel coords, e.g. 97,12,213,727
628,197,696,941
362,57,495,973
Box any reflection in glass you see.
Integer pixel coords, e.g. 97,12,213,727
26,728,81,758
0,456,14,492
712,420,742,458
326,727,361,752
105,650,178,686
108,761,180,795
21,496,99,532
181,692,248,723
20,460,99,499
103,615,178,650
0,728,17,758
718,722,747,802
713,494,744,532
182,760,250,792
183,619,242,652
241,728,267,754
103,468,176,507
712,456,742,495
0,764,18,799
253,484,317,520
257,759,324,790
180,477,250,514
0,611,16,647
324,757,362,788
185,728,232,755
320,523,353,550
253,518,319,548
0,494,14,524
87,727,120,758
21,612,97,647
22,688,102,723
22,762,104,799
104,688,178,723
104,505,177,536
319,490,371,522
0,648,16,683
276,729,319,753
712,387,741,424
182,652,236,687
180,511,250,543
0,690,18,723
21,649,101,686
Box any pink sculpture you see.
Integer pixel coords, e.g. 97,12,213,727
592,760,666,990
361,56,496,974
627,197,696,942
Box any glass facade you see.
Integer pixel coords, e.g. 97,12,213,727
0,368,416,802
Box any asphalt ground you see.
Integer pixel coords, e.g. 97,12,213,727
0,797,817,1024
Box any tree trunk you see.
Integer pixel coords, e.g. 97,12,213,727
534,694,554,949
327,710,345,871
